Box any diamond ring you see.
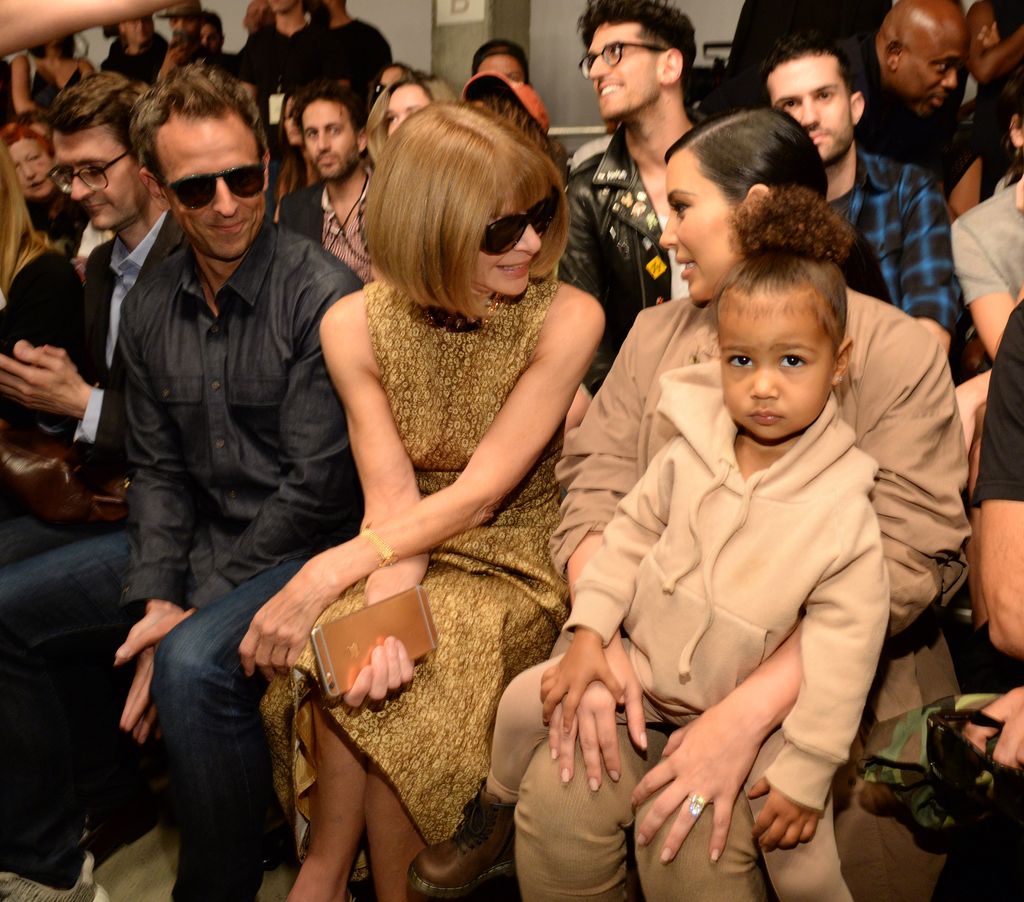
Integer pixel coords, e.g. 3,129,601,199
688,793,707,818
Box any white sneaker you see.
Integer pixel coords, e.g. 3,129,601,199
0,853,108,901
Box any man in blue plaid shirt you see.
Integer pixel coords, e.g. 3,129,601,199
764,32,958,354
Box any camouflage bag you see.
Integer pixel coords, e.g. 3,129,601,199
860,694,1024,830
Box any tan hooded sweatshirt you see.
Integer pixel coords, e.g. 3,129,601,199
566,363,889,809
554,292,969,721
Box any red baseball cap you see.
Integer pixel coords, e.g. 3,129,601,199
463,71,550,134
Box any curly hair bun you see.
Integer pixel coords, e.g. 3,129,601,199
733,185,855,267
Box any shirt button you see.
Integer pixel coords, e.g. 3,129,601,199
228,489,237,499
210,324,220,334
211,379,221,391
215,438,226,449
161,388,171,399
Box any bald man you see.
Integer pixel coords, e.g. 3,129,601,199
841,0,969,176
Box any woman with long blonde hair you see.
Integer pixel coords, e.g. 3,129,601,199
0,141,84,428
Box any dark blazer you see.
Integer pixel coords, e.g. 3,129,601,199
82,214,183,463
278,183,324,246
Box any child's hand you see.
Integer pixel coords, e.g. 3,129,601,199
540,628,623,729
748,779,820,851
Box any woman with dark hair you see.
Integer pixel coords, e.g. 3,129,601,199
366,61,414,111
0,62,13,126
10,34,93,113
272,91,316,220
510,107,968,902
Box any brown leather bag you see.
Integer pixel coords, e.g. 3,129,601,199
0,425,127,523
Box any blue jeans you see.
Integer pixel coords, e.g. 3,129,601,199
0,493,123,567
0,531,134,888
152,558,304,902
0,532,304,900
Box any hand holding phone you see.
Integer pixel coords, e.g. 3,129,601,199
311,585,437,699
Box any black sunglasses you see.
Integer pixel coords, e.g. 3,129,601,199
482,187,560,255
166,164,265,209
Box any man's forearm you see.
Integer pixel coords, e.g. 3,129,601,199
123,471,196,606
980,499,1024,658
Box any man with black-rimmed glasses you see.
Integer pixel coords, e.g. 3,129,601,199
0,64,362,902
562,0,695,397
0,71,180,568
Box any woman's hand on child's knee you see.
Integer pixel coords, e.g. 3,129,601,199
342,636,414,707
632,722,724,862
632,702,760,864
540,628,623,729
547,681,628,790
748,779,820,851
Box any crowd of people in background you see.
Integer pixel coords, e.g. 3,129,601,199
0,1,1023,901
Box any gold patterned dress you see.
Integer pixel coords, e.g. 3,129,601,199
261,277,569,848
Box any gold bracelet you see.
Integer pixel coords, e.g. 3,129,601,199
360,527,398,568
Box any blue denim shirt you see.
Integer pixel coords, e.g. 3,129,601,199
119,221,363,608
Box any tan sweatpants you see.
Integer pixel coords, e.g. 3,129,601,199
499,661,852,901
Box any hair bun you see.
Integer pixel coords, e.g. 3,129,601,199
733,185,854,266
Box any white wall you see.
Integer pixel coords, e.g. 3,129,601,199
529,0,745,130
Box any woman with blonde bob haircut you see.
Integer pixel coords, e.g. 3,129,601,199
366,103,568,319
254,102,602,901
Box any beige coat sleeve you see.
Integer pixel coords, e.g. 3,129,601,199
764,482,890,810
551,317,654,574
848,308,969,634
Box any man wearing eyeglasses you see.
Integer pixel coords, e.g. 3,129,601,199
563,0,695,398
0,71,181,560
0,64,362,902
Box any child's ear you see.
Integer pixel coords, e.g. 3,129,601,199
832,337,853,385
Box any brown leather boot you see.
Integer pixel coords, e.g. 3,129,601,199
407,785,515,898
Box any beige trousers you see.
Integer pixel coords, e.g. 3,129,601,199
503,662,851,901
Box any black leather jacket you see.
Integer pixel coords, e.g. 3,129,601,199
561,127,672,394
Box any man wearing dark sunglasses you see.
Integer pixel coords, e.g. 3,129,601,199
0,63,363,902
122,63,361,900
563,0,695,397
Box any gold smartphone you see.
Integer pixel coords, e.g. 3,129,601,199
311,585,438,699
